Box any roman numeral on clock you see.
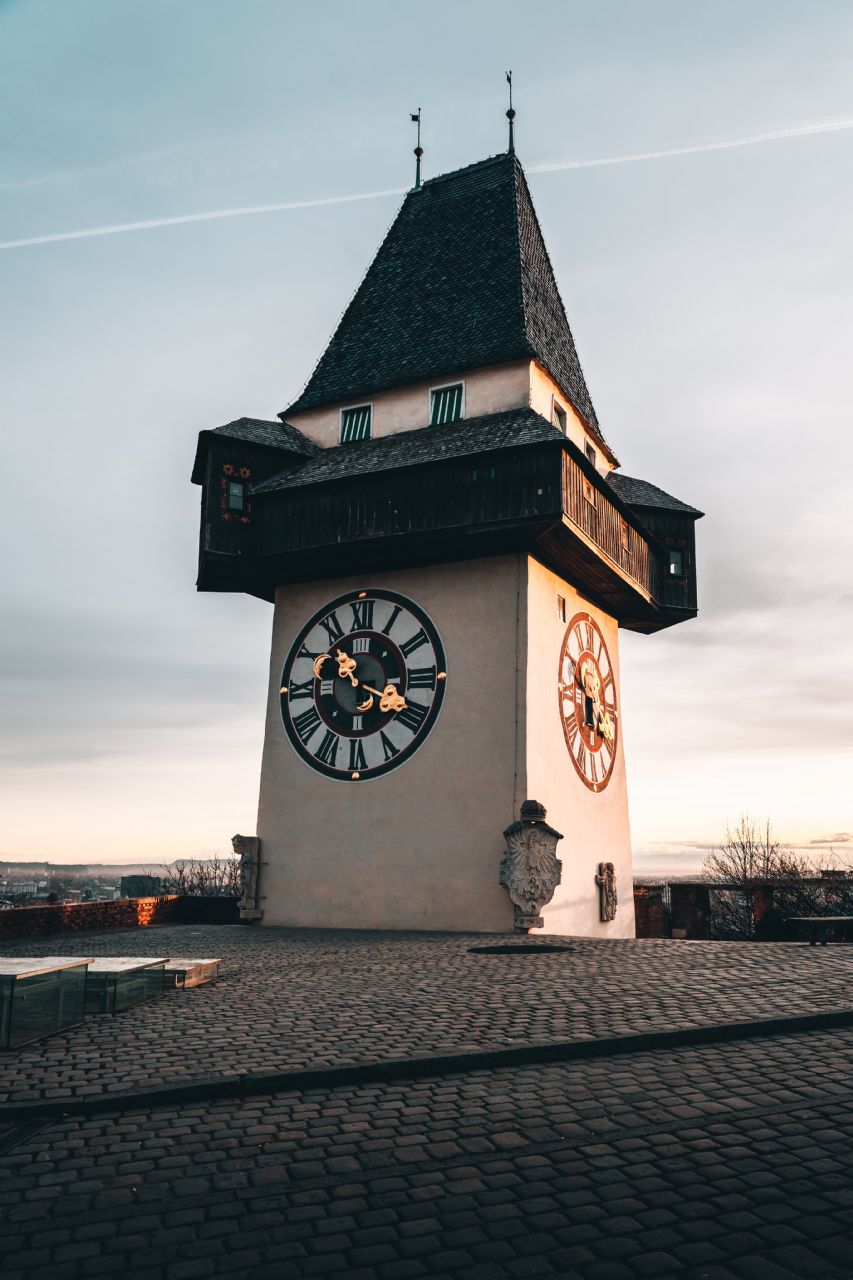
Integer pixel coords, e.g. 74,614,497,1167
381,604,402,636
292,705,321,744
288,678,315,700
298,642,321,660
318,611,344,645
351,637,370,654
314,730,340,765
380,732,400,761
348,739,367,771
399,628,429,658
406,665,436,690
350,599,374,630
395,700,428,734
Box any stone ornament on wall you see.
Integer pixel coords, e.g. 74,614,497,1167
595,861,617,922
233,834,262,921
500,800,563,932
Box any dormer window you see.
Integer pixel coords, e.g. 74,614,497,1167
340,404,372,443
430,382,464,425
552,400,567,433
585,442,597,468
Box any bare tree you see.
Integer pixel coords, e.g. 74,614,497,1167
142,851,240,898
703,816,853,939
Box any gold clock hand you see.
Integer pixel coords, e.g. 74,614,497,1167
312,653,331,679
361,683,407,714
356,694,374,712
335,648,359,686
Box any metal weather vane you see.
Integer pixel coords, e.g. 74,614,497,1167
411,108,423,190
506,70,516,153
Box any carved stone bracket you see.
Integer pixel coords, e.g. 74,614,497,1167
500,800,563,933
232,834,262,922
595,861,617,922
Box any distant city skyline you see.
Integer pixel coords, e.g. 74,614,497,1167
3,1,852,873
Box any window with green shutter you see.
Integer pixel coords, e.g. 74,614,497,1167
430,383,464,426
340,405,372,443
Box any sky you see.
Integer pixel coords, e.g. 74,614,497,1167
2,0,852,874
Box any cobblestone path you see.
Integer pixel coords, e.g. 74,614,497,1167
2,1027,852,1279
1,926,851,1104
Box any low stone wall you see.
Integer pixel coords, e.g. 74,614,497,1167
0,895,239,940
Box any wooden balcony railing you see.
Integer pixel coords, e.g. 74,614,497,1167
562,451,663,604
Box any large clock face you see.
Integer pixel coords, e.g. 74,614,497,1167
558,612,618,793
280,589,447,782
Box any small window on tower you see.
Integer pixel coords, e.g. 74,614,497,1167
557,595,567,623
340,405,372,443
669,549,685,577
585,442,597,468
430,382,464,425
583,478,597,508
227,480,245,512
552,401,567,433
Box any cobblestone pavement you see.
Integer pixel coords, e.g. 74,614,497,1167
1,927,852,1104
2,1026,852,1279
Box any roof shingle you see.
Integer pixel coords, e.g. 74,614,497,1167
207,417,319,454
253,408,564,494
283,153,603,441
607,472,703,516
191,417,319,484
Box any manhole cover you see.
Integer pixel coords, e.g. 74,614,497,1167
468,944,572,955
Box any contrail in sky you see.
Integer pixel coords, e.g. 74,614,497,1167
1,115,851,252
0,188,409,251
527,115,853,174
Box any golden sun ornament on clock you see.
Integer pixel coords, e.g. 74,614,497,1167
558,612,618,793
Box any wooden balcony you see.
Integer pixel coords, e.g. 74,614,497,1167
196,432,697,633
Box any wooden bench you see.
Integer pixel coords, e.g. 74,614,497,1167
786,916,853,946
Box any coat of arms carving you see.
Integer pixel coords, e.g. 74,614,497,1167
500,800,563,932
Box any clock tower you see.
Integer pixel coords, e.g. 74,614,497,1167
191,147,702,937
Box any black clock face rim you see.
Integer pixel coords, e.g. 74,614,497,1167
280,588,447,782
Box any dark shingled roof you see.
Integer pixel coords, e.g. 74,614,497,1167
607,472,703,516
254,408,563,494
283,153,603,442
207,417,319,454
191,417,319,484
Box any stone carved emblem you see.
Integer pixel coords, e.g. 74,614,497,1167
500,800,563,932
595,861,617,922
232,834,262,921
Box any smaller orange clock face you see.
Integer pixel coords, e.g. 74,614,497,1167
558,612,618,793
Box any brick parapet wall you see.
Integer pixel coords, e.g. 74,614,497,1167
633,885,665,939
0,895,238,940
670,883,713,940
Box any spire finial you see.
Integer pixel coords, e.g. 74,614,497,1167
506,70,516,154
410,109,423,190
